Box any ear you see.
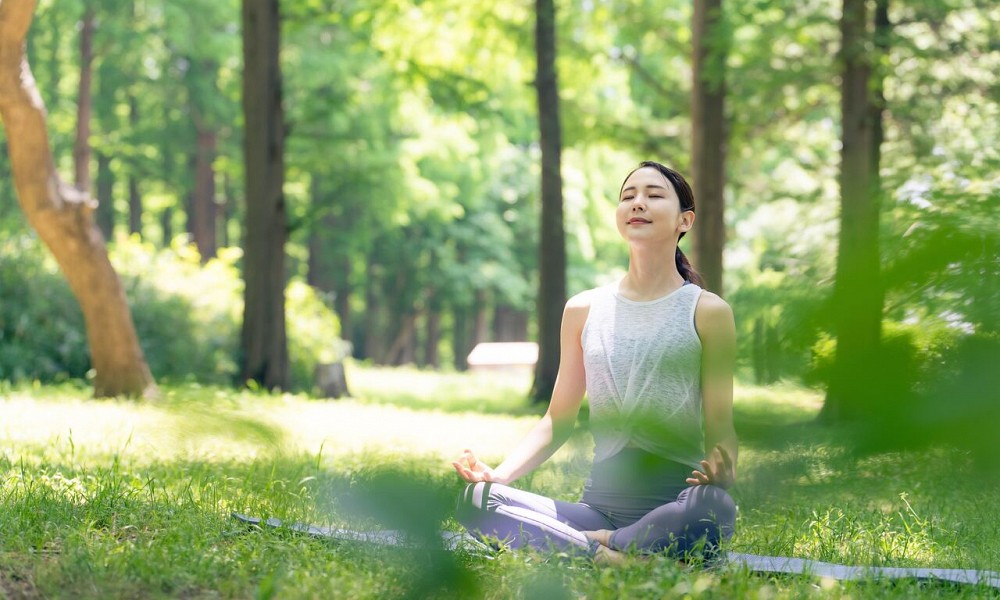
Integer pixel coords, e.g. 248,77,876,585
679,210,695,232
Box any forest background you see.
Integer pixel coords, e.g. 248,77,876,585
0,0,997,448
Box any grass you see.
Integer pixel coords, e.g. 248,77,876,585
1,366,998,598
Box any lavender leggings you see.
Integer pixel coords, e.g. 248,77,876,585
455,450,736,557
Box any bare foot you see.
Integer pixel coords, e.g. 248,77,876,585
583,529,614,547
593,544,629,565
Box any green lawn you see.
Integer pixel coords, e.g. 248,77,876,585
1,366,997,598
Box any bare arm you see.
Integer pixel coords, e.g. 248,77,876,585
453,292,590,485
686,291,738,488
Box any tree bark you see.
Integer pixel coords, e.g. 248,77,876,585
452,303,471,371
362,255,383,362
240,0,288,390
160,205,173,245
690,0,728,295
384,312,417,366
126,6,140,237
493,305,529,342
473,289,490,348
73,3,93,194
530,0,566,403
95,151,113,238
424,307,441,369
189,57,220,262
820,0,885,422
192,126,217,261
0,0,155,398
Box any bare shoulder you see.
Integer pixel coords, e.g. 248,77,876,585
694,291,736,336
563,288,597,328
566,288,597,310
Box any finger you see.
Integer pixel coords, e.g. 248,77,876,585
688,470,709,485
452,463,471,480
700,459,717,481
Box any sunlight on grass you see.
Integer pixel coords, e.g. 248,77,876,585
347,363,537,415
0,368,545,472
2,369,998,598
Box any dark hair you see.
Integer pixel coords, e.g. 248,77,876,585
620,161,705,287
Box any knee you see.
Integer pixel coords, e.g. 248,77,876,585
456,481,491,517
685,485,737,536
455,481,492,523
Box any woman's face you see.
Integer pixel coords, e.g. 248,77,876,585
616,167,693,244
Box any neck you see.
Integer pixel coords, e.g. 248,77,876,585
620,243,685,301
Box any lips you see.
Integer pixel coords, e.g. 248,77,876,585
627,218,651,224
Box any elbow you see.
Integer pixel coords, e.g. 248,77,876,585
548,413,577,445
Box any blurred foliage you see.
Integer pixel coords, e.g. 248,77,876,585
0,237,90,382
0,0,996,426
0,235,345,391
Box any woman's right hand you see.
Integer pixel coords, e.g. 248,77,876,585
452,449,496,483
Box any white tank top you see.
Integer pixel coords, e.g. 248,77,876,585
581,281,705,469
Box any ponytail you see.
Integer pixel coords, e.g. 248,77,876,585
675,247,704,287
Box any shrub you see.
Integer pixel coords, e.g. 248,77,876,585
0,235,90,382
0,235,345,391
805,318,963,393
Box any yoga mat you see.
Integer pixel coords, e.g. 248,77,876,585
231,513,1000,589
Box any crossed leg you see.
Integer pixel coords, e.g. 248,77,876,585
456,482,613,553
457,482,736,558
605,485,736,555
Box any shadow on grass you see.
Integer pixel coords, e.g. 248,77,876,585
155,389,290,450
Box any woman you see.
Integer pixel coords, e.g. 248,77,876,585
452,161,738,562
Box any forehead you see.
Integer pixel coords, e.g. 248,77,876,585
621,167,675,194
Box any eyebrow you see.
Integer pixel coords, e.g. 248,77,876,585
621,184,669,194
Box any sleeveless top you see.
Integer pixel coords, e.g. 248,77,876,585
581,281,705,470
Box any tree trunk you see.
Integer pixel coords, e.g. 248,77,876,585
871,0,888,179
384,312,417,366
362,254,383,361
240,0,288,390
306,177,333,290
0,0,155,398
126,7,140,238
159,101,174,246
530,0,566,403
493,304,529,342
192,126,217,261
73,3,94,194
160,205,173,246
820,0,885,422
219,171,233,248
473,289,490,348
95,151,113,238
452,304,471,371
335,254,353,355
128,175,141,237
424,307,441,369
690,0,727,295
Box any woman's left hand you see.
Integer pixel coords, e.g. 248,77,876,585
686,443,735,489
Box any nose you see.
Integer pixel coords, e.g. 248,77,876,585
631,196,646,211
